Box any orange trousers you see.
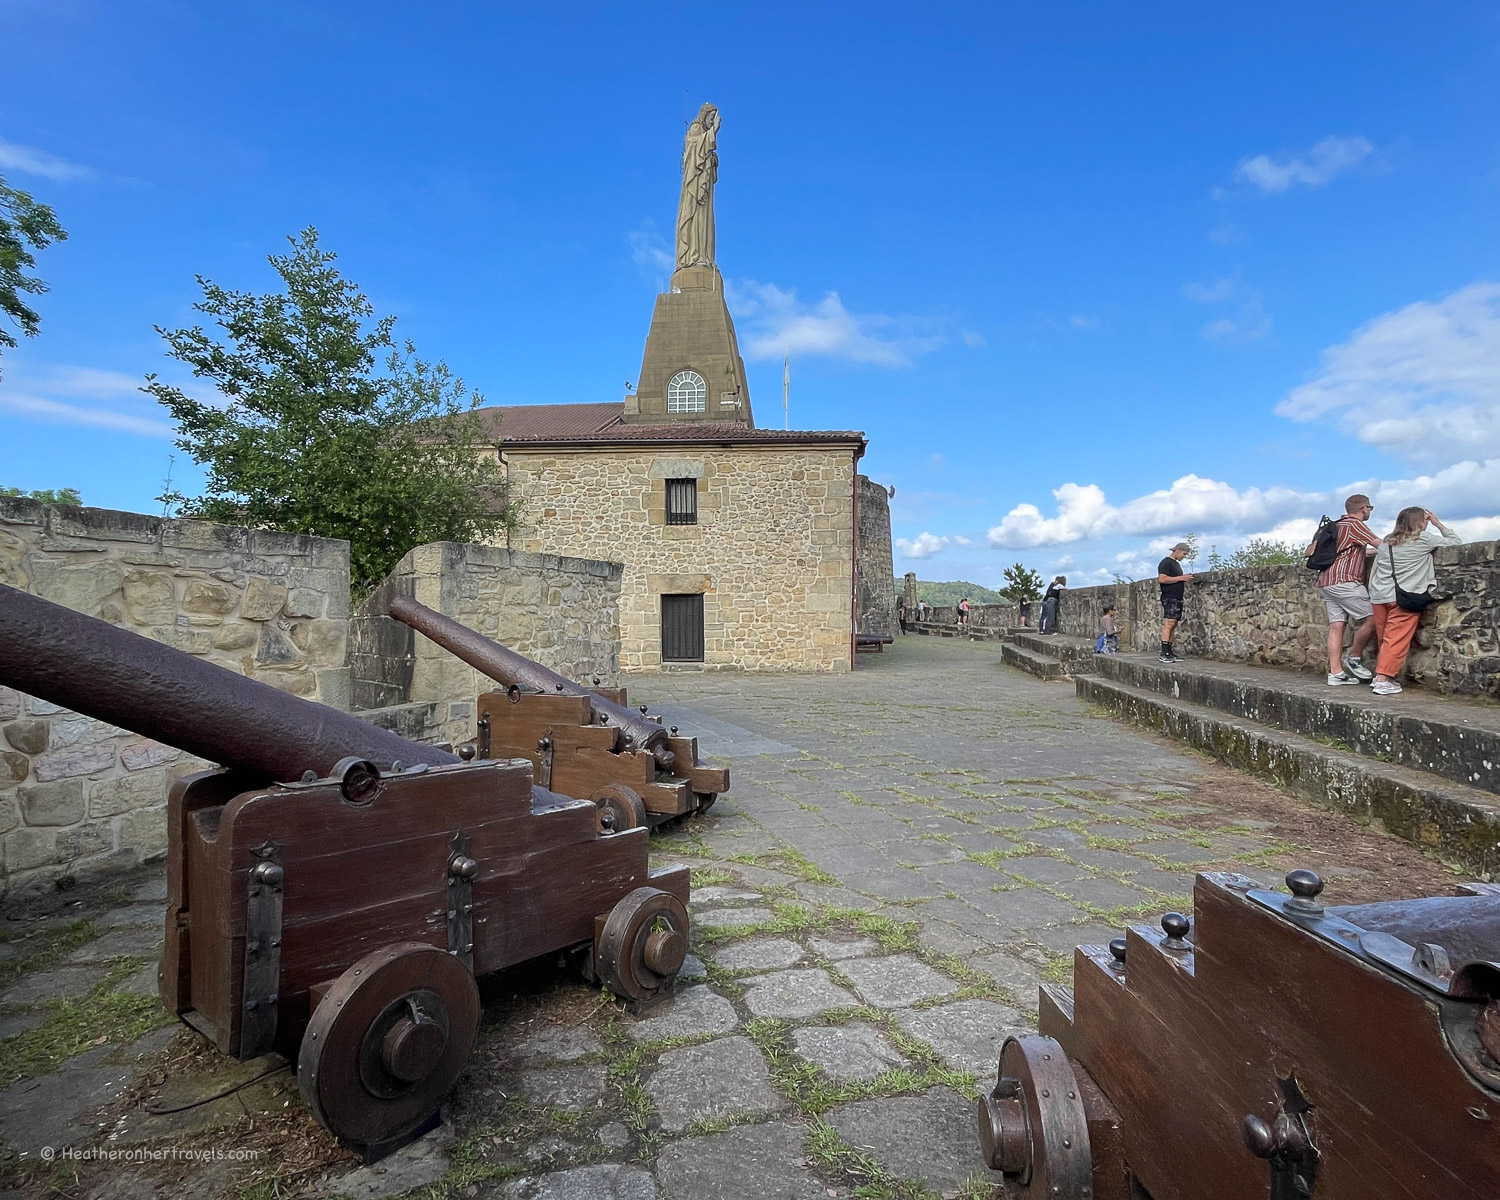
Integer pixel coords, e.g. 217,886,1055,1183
1371,602,1421,678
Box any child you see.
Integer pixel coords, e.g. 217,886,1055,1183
1094,606,1119,654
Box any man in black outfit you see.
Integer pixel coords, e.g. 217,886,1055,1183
1157,542,1194,663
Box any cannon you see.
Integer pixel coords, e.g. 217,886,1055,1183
0,584,691,1160
387,596,729,831
977,869,1500,1198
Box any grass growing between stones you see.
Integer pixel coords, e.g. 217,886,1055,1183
726,848,835,885
0,960,170,1081
745,1016,955,1118
689,866,736,888
0,917,99,990
804,1118,937,1200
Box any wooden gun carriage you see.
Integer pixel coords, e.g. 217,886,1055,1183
388,596,728,832
0,584,691,1160
977,869,1500,1199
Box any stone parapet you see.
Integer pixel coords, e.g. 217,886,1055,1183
350,541,623,743
1052,541,1500,701
0,498,352,898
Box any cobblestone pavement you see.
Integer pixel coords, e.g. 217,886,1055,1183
0,635,1444,1199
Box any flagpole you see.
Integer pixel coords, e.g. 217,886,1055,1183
783,354,789,430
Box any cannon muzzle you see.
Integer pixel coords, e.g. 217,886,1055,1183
387,596,674,770
0,582,458,781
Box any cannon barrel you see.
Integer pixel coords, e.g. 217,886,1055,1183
0,583,458,781
387,596,674,768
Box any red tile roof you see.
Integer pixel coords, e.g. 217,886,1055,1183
473,404,865,449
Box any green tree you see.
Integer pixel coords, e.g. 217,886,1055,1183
0,174,68,376
1,485,81,506
146,228,516,592
1210,538,1304,570
998,562,1044,604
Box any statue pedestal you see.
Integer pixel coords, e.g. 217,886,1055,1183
626,265,754,427
670,264,718,292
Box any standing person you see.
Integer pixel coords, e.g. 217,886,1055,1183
897,599,908,634
1308,494,1383,686
917,599,927,623
1157,543,1194,662
1019,597,1032,627
1040,576,1066,634
1367,508,1460,696
957,597,970,626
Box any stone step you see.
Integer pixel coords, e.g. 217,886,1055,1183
1011,632,1101,675
910,622,1006,642
1093,654,1500,799
1001,643,1065,680
1076,674,1500,876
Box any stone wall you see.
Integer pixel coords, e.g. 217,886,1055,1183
855,476,896,640
505,445,859,672
925,603,1020,629
350,541,624,745
0,499,351,897
1054,540,1500,699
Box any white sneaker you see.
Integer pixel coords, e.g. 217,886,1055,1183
1341,653,1373,682
1371,679,1403,696
1326,673,1360,686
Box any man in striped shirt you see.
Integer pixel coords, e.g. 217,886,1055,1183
1312,493,1381,685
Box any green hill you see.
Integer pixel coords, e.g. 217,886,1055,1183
900,579,1004,607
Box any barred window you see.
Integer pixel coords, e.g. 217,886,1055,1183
666,478,697,525
666,370,707,413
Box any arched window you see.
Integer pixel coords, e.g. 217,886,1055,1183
666,370,707,413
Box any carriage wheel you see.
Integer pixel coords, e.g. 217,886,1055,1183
591,784,648,834
595,887,689,1001
692,791,718,815
298,942,479,1154
978,1035,1092,1194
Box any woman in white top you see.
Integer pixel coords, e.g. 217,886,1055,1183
1366,507,1461,695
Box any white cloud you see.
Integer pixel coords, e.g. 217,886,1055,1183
1183,279,1235,304
627,222,673,288
1235,135,1373,193
0,364,176,437
963,330,986,347
895,531,970,560
728,280,944,367
1068,314,1101,331
1276,282,1500,468
0,136,91,182
896,532,948,559
987,458,1500,553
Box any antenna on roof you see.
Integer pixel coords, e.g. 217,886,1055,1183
783,354,789,431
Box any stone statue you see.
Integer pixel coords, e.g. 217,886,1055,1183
676,103,721,269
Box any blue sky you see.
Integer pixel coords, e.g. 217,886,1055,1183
3,2,1498,587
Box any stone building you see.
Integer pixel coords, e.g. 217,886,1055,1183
480,406,867,672
468,105,890,673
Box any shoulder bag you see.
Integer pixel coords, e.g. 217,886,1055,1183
1389,543,1434,614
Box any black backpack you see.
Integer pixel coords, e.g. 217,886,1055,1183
1305,515,1340,572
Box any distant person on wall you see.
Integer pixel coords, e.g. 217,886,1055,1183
1366,507,1460,696
1306,493,1383,687
897,600,908,634
1039,576,1066,634
1019,598,1031,627
917,599,928,622
957,597,970,626
1095,606,1119,654
1157,544,1194,662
